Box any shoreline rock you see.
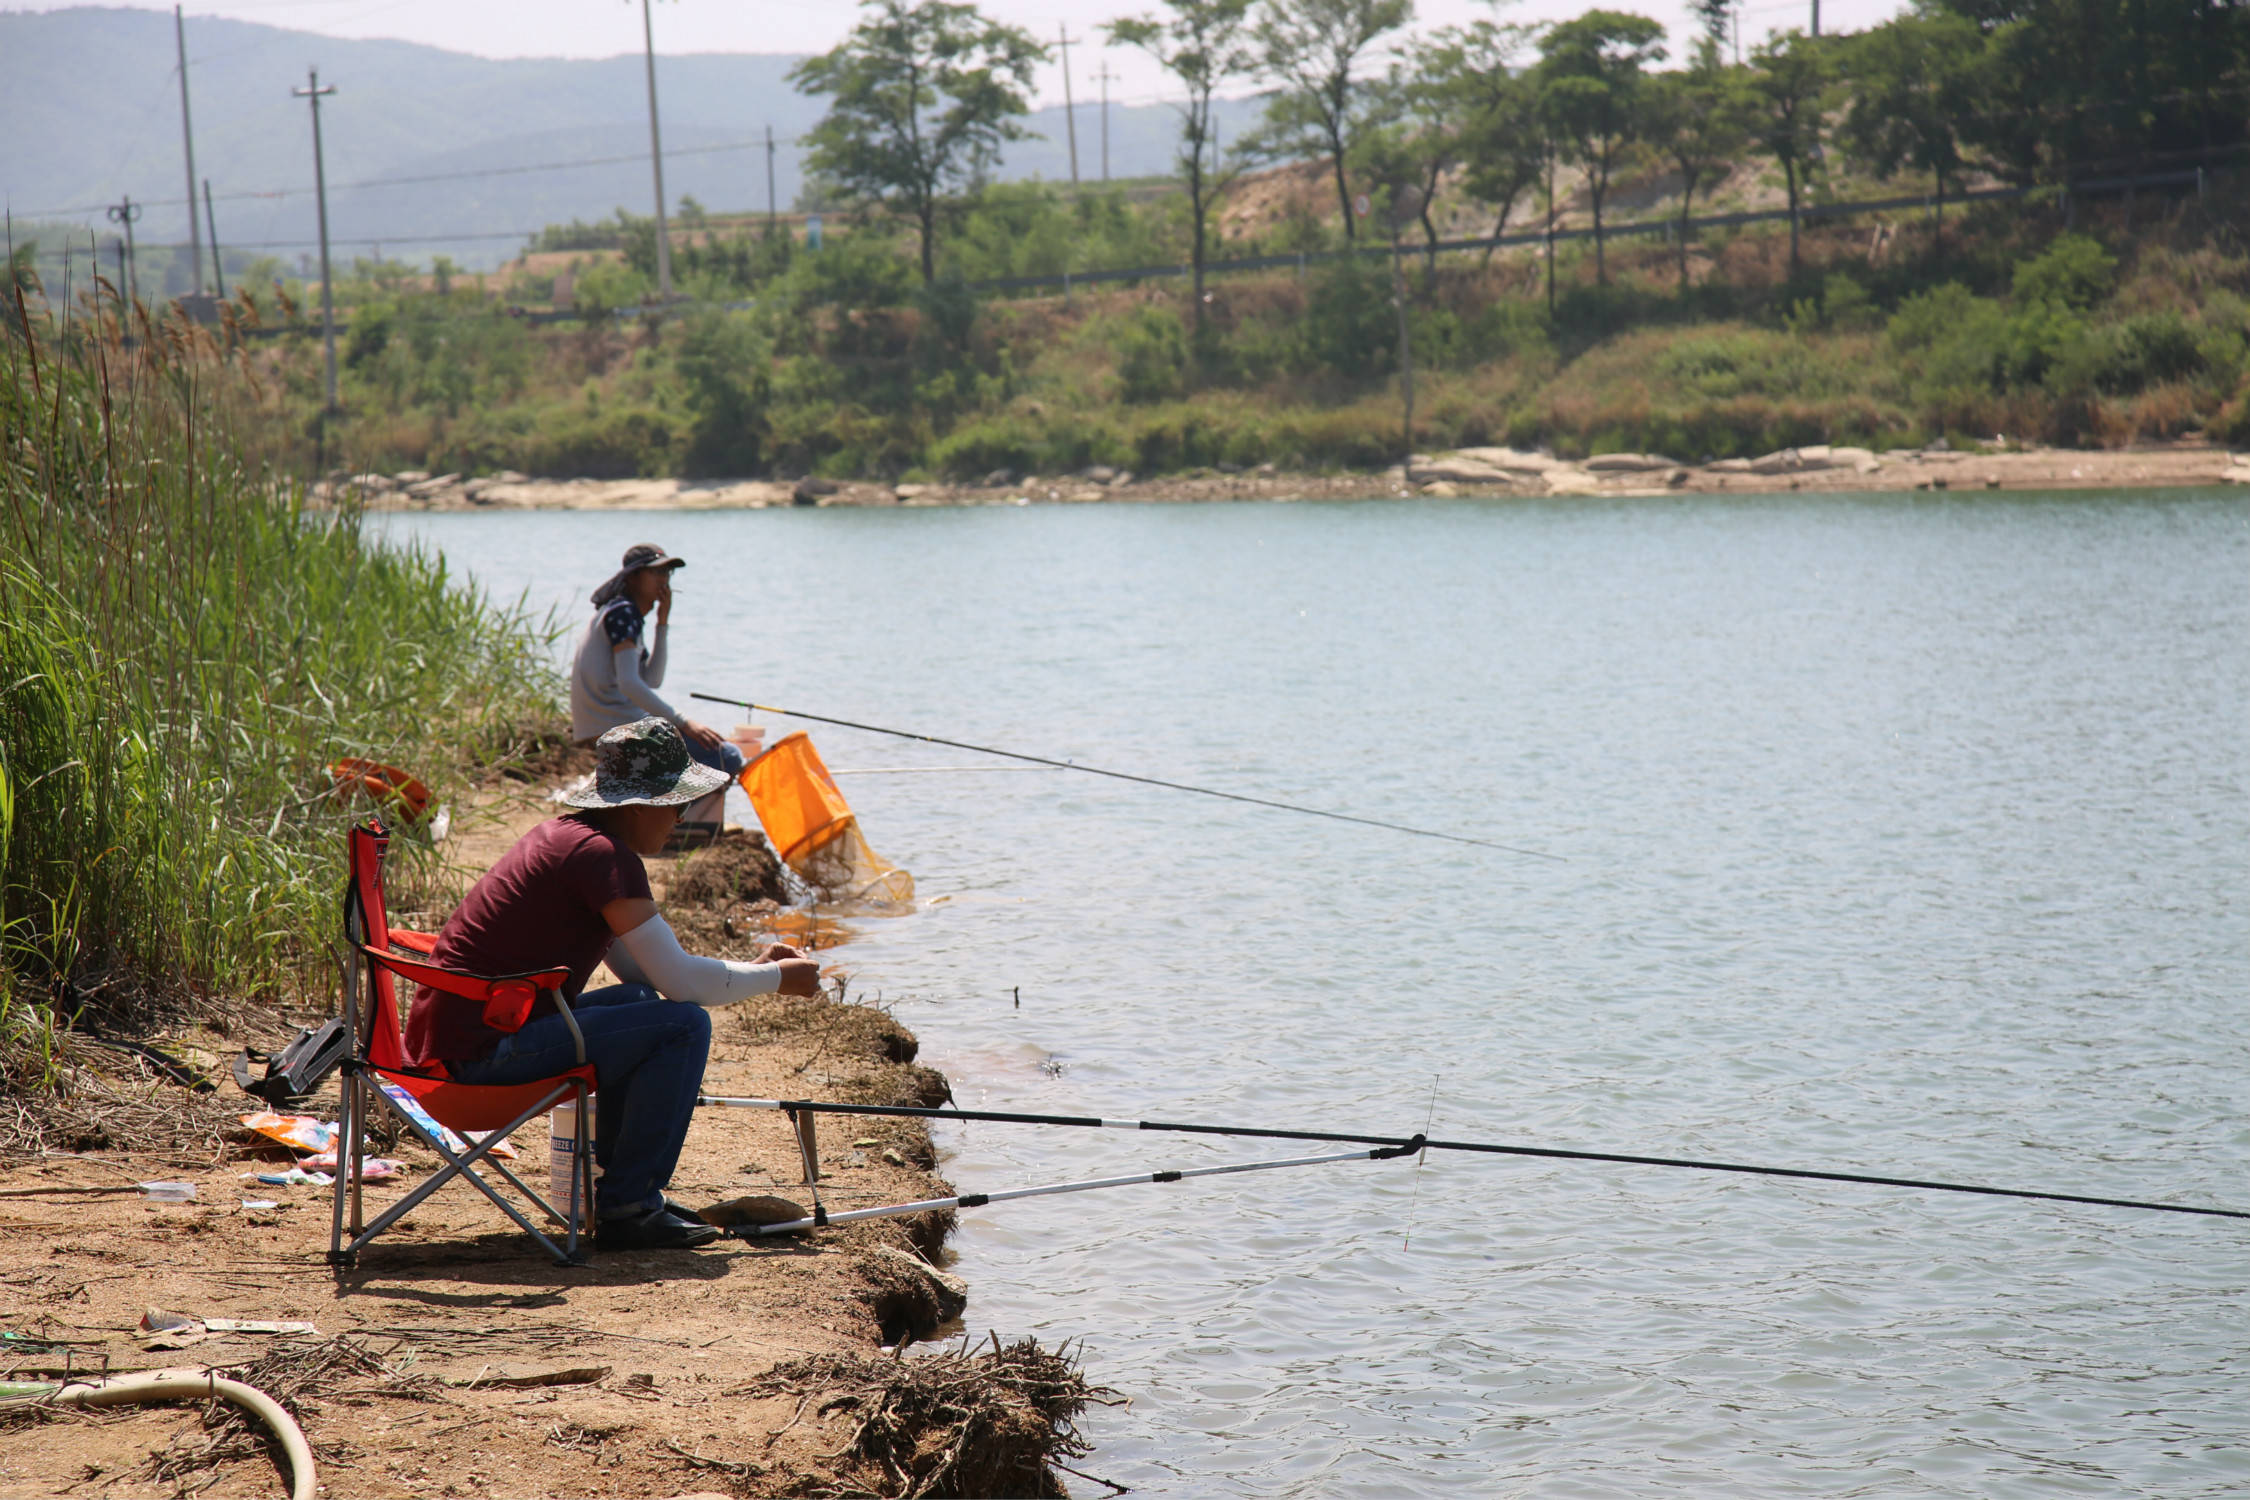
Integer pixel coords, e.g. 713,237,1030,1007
319,440,2247,514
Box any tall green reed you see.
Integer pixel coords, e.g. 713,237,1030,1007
1,280,556,1076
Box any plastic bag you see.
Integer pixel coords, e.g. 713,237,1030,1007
239,1112,335,1155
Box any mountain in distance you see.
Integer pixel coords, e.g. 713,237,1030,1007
2,7,1267,280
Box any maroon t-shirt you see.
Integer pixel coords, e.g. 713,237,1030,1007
403,813,652,1066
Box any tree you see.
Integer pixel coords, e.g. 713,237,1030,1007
1535,11,1666,286
1110,0,1259,344
789,0,1045,284
1746,29,1831,281
1455,52,1547,270
1248,0,1415,242
1372,13,1539,279
1933,0,2250,183
1688,0,1734,58
1837,12,1982,256
1641,45,1748,291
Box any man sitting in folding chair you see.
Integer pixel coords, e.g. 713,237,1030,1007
403,716,821,1251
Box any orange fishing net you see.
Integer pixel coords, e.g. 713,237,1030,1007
738,731,914,903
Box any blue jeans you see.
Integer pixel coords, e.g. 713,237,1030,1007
447,983,710,1219
685,735,744,778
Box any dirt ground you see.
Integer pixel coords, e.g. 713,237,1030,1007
0,784,1086,1499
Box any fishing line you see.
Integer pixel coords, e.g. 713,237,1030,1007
696,1096,2250,1223
690,692,1563,860
1403,1075,1439,1250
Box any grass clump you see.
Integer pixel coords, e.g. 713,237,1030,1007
0,283,557,1085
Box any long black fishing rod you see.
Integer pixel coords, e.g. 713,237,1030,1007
726,1141,1424,1237
689,692,1562,861
697,1096,2250,1223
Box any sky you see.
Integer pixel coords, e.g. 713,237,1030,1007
8,0,1911,111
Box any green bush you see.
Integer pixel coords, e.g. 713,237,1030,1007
2012,233,2117,311
675,309,771,475
1112,307,1190,403
1296,254,1397,377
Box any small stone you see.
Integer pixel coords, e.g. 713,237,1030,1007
1419,480,1460,497
1083,465,1117,485
892,483,928,500
978,468,1016,488
1665,468,1690,487
393,470,431,485
792,476,839,504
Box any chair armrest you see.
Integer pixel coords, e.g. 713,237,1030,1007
549,991,588,1068
390,929,439,955
362,947,569,1002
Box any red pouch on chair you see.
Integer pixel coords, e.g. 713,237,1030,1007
481,978,541,1033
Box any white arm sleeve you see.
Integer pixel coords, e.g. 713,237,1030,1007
643,620,669,688
612,913,783,1008
612,642,680,722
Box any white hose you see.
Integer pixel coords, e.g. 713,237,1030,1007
18,1368,315,1500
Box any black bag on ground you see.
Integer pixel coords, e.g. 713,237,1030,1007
232,1019,348,1106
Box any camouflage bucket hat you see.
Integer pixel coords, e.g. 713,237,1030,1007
562,717,731,809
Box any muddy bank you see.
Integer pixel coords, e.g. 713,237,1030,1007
0,783,1101,1499
328,440,2250,515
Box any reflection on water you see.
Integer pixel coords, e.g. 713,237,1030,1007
382,492,2250,1498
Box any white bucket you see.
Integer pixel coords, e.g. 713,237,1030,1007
549,1095,597,1210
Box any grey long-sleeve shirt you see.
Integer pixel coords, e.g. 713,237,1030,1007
569,597,676,742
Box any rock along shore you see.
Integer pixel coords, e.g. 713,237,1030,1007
326,441,2250,514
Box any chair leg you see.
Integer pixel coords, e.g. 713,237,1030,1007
328,1070,354,1266
342,1083,587,1266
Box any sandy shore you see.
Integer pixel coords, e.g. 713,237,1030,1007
334,440,2250,515
0,782,1088,1499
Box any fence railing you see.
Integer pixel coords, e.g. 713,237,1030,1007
46,161,2219,337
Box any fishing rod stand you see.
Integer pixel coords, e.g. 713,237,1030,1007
786,1106,828,1227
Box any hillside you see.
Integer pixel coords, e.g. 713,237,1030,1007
0,6,1266,278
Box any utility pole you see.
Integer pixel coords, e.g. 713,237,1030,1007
1094,62,1117,182
1811,0,1820,36
173,5,203,295
204,179,227,298
765,124,778,233
1390,190,1416,489
105,196,142,306
638,0,673,300
1058,25,1080,188
293,68,340,413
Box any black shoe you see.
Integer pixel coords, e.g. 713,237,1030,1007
595,1203,722,1251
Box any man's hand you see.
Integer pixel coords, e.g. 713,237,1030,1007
679,718,725,750
756,942,805,964
775,957,821,996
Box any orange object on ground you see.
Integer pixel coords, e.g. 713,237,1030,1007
330,758,432,823
738,732,913,902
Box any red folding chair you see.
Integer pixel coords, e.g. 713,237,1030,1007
329,821,599,1266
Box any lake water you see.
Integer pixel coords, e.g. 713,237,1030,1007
381,491,2250,1498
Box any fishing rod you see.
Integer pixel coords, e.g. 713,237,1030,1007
723,1140,1425,1237
697,1096,2250,1223
689,692,1562,861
